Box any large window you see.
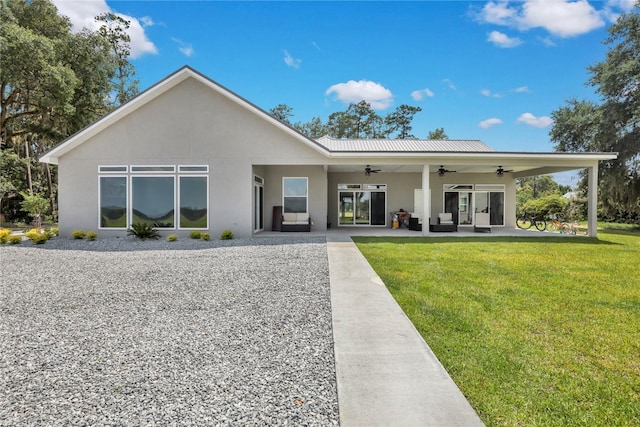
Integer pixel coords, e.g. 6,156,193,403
179,176,208,229
99,176,127,228
98,165,208,230
283,177,308,213
132,176,175,227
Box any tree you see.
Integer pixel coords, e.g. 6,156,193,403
20,191,49,228
269,103,294,125
385,105,422,139
427,127,448,140
550,8,640,222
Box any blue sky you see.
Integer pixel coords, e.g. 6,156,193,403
52,0,634,182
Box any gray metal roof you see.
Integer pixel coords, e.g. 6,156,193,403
315,136,494,152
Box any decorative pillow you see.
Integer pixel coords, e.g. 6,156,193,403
283,213,297,222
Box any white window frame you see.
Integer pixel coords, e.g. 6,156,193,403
99,165,128,173
178,175,209,230
130,174,177,229
98,175,129,230
179,165,209,173
283,177,308,213
131,165,176,173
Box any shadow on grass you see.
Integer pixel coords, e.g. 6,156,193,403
352,236,621,246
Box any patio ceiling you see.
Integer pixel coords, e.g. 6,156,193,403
326,163,593,177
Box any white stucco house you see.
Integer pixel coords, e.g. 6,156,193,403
41,66,617,238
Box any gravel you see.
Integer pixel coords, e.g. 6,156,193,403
0,236,339,426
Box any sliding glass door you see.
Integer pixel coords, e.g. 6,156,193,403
338,184,386,226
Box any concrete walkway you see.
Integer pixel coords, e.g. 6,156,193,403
327,235,485,426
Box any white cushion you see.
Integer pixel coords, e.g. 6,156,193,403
296,212,309,222
475,212,491,226
283,213,297,222
438,213,452,222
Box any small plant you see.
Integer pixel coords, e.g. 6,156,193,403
31,233,48,244
189,230,202,239
200,232,210,241
72,230,86,239
45,227,59,239
167,234,178,242
7,235,22,244
220,229,234,240
0,228,11,244
127,222,160,240
86,231,98,241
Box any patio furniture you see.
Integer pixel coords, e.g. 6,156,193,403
429,213,457,232
281,212,311,232
474,212,492,233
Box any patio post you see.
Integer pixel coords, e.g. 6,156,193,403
587,164,598,237
421,164,430,236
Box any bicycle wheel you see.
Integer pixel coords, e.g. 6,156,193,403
534,219,547,231
562,223,576,235
516,217,530,229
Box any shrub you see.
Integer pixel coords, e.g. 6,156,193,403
127,222,160,240
167,234,178,242
189,230,202,239
201,232,210,241
72,230,86,239
220,229,234,240
86,231,98,241
45,227,59,239
7,235,22,244
0,228,11,244
31,233,48,244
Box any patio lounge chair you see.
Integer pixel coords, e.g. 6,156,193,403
474,212,492,233
430,213,457,232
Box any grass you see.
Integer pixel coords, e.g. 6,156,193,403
353,230,640,426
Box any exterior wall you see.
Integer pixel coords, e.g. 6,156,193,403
263,165,328,232
57,78,327,238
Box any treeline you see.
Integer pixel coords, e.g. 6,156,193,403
1,0,138,224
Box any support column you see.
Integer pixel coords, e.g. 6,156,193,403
421,164,431,236
587,164,598,237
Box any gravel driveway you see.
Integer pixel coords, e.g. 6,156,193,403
1,237,339,426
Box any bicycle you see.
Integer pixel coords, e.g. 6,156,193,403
516,212,547,231
548,213,577,235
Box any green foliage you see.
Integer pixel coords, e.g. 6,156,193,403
127,222,160,240
30,232,48,244
273,101,423,139
550,10,640,222
85,231,97,241
71,230,86,239
220,230,234,240
522,194,569,219
189,230,202,239
200,232,210,241
167,234,178,242
7,234,22,244
19,192,49,227
0,228,10,243
427,127,448,139
45,227,58,238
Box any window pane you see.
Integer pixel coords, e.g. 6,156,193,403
180,176,208,228
284,178,307,197
132,176,175,227
284,197,306,213
131,166,175,172
100,176,127,228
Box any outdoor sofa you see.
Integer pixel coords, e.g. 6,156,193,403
281,212,311,232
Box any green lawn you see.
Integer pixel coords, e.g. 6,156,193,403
353,231,640,426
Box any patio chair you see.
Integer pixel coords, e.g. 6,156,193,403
474,212,492,233
438,213,454,225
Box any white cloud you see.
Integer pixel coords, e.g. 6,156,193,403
488,30,522,48
479,118,503,129
481,88,503,98
513,86,531,93
51,0,157,58
140,16,156,27
442,79,457,91
326,80,394,110
172,38,194,57
517,112,553,127
411,88,434,101
477,0,606,38
283,50,302,69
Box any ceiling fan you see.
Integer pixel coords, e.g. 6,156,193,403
364,165,381,176
496,166,514,177
437,165,456,177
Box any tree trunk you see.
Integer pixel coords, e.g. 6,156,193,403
45,163,56,222
25,137,33,195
